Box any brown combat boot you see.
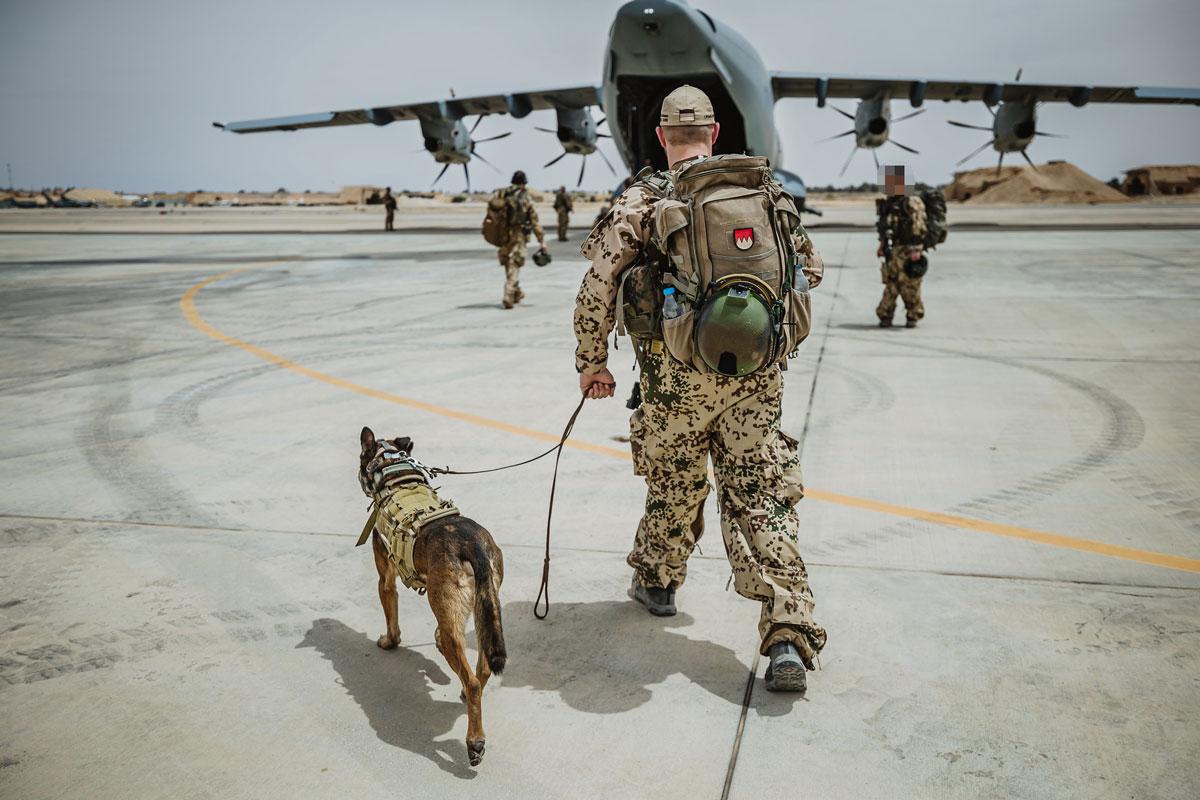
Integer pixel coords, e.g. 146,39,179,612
905,319,918,328
878,318,893,328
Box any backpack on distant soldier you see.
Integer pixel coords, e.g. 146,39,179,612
918,187,947,249
481,190,510,247
646,154,812,377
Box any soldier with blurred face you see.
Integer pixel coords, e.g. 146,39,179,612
553,186,573,241
572,84,827,693
875,166,927,328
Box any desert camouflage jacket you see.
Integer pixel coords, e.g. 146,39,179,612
573,167,824,375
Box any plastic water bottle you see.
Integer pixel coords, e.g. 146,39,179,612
662,286,681,320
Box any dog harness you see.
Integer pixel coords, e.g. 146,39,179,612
357,446,459,592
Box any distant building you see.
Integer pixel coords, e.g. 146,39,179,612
1120,165,1200,197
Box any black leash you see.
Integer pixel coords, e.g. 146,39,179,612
429,395,588,620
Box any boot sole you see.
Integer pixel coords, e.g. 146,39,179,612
765,663,807,693
627,586,676,616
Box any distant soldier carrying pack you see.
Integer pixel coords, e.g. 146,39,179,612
875,165,947,328
573,85,827,693
553,186,574,241
482,170,547,309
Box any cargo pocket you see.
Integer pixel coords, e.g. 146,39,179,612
775,431,805,506
661,308,697,367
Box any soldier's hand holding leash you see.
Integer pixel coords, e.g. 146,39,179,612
580,368,616,400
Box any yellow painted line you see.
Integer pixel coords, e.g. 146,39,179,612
181,264,1200,575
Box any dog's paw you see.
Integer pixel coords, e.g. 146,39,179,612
376,634,399,650
467,739,485,766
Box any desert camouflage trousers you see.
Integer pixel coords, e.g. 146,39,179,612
876,246,925,322
556,209,570,240
497,238,527,305
627,345,827,664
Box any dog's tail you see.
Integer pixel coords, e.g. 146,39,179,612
466,539,507,674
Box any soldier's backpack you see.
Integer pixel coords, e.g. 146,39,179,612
481,190,511,247
918,187,947,249
646,154,812,377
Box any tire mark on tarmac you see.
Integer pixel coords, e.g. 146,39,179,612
818,338,1149,560
178,263,1200,575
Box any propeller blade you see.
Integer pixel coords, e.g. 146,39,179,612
892,108,926,123
534,126,558,134
473,132,511,144
872,148,880,171
1034,130,1065,138
956,138,996,166
817,128,856,143
830,104,855,121
1014,67,1023,82
432,162,451,187
597,147,617,176
596,117,606,127
1019,149,1037,170
948,120,993,131
996,152,1005,176
596,132,612,139
839,142,858,177
463,163,470,193
544,151,568,168
470,114,484,134
577,155,587,187
472,151,501,173
890,139,920,155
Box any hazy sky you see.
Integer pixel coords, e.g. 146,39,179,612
2,0,1198,193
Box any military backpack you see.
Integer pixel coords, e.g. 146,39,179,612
918,187,948,250
620,154,811,377
481,186,529,247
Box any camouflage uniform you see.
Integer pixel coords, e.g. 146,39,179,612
574,172,828,665
553,189,574,241
497,185,545,307
876,195,927,324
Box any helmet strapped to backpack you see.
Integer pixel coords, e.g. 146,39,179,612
646,154,812,377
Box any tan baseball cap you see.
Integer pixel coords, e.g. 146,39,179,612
659,85,715,127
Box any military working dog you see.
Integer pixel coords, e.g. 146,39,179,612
357,427,506,766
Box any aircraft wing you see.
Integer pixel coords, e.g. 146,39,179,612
214,85,603,133
769,72,1200,108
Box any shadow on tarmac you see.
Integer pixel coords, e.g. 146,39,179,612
500,599,750,712
297,600,778,773
296,618,477,780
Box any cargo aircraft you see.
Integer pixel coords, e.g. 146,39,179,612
215,0,1199,208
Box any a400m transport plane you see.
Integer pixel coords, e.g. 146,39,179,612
215,0,1199,205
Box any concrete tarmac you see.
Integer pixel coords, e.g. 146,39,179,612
1,209,1199,799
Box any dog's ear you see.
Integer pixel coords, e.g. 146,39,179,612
360,427,377,454
393,437,414,455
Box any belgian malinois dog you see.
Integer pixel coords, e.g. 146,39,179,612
358,427,506,766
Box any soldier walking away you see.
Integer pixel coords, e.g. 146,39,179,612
875,165,929,328
493,171,546,309
382,187,398,232
573,85,827,693
553,185,574,241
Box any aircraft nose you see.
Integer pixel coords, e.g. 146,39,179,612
615,0,687,34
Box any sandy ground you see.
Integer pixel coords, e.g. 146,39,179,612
1,208,1199,799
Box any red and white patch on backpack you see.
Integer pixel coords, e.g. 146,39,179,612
733,227,754,250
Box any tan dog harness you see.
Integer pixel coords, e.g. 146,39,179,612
357,448,459,592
